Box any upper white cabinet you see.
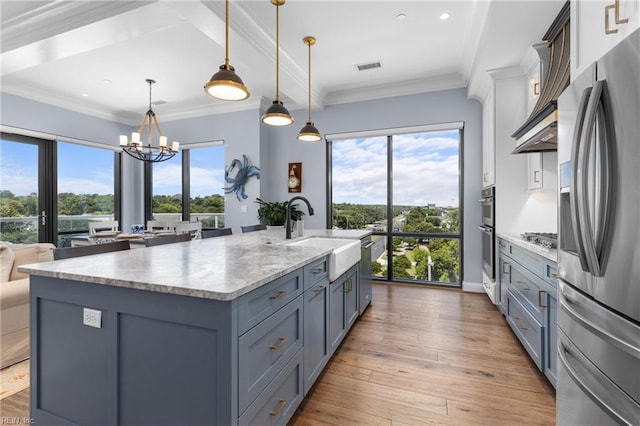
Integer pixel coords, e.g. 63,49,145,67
482,89,496,188
572,0,640,80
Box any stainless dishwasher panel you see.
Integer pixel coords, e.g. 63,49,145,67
359,237,374,314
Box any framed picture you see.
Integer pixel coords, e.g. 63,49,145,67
288,162,302,192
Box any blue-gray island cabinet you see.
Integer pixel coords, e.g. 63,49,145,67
20,231,367,425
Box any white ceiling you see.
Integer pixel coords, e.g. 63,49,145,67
0,0,566,126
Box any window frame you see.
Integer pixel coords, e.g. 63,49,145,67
326,123,465,286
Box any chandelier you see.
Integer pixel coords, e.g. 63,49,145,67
120,79,179,163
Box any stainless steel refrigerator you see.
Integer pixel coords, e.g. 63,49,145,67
556,28,640,425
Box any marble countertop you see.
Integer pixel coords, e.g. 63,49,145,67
496,232,557,262
19,228,372,301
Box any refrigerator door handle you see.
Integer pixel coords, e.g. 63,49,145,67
576,80,615,277
559,281,640,359
558,337,640,425
570,86,592,273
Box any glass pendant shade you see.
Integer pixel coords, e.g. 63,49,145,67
262,99,294,126
297,121,321,141
205,64,250,101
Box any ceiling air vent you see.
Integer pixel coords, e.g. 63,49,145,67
152,100,167,106
355,61,381,71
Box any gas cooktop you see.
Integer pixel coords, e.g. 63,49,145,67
521,232,557,249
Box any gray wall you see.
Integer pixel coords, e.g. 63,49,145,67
1,88,483,286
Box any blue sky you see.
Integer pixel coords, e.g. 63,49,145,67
3,130,457,206
332,130,460,207
0,139,225,197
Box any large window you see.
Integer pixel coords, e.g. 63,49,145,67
188,145,225,228
57,141,118,247
0,136,42,243
1,132,120,246
152,151,183,222
329,126,462,286
149,143,225,227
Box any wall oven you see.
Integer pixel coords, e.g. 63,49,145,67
478,186,495,280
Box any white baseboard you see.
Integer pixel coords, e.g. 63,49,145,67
462,280,484,293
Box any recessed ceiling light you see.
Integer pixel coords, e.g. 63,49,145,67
81,93,89,97
396,13,406,21
440,12,450,20
102,79,112,84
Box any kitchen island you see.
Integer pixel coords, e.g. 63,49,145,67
19,229,370,426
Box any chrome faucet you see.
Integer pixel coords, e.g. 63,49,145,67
286,196,314,239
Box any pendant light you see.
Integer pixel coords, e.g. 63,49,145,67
204,0,250,101
297,36,321,142
261,0,294,126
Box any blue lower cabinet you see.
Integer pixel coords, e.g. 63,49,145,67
345,266,359,330
303,279,329,395
499,240,557,388
238,295,303,414
31,256,363,425
506,290,543,370
239,349,304,426
543,287,558,387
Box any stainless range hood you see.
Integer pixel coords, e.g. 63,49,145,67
512,2,570,154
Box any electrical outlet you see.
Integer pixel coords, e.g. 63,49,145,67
83,308,102,328
241,205,248,213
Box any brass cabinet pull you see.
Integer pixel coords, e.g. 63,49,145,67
312,267,324,274
483,172,488,183
605,0,629,34
269,290,287,300
313,285,325,295
269,337,287,351
513,316,528,332
538,290,547,308
515,280,530,291
269,399,287,417
344,278,353,294
551,272,559,278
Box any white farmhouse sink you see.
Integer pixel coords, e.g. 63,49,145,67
287,237,360,281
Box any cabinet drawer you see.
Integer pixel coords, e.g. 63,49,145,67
303,257,328,290
542,259,558,287
498,238,509,255
506,290,543,370
508,243,543,276
238,269,303,335
238,296,303,414
239,349,303,426
507,260,546,323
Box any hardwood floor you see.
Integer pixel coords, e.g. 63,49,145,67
289,282,556,425
0,283,555,425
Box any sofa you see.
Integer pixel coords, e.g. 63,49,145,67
1,242,55,369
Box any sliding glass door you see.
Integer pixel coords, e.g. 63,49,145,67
0,133,56,243
329,127,462,286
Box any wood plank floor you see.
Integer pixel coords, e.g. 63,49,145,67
0,282,555,425
289,282,556,425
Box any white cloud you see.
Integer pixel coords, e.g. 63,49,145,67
332,134,460,207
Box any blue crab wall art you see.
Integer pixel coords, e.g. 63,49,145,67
223,155,260,201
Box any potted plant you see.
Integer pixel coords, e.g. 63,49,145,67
255,198,304,227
